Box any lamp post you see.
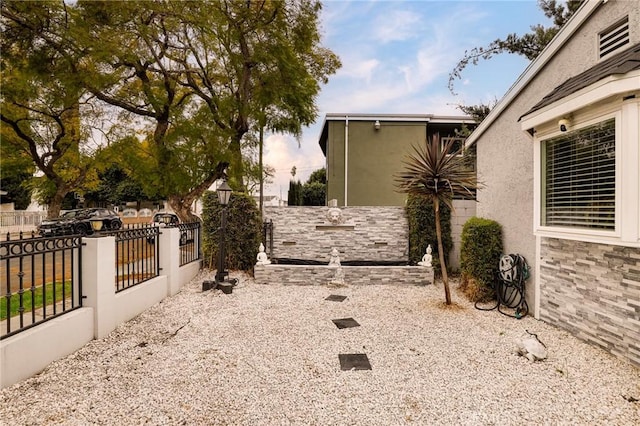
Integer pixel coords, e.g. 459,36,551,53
215,179,232,286
89,218,104,236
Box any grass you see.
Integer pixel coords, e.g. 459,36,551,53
0,281,72,321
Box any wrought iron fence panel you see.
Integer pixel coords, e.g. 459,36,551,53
177,222,201,266
1,233,82,340
105,224,160,293
262,219,273,257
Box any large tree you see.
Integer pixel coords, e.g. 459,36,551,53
1,1,103,217
1,1,339,222
75,0,339,221
449,0,583,120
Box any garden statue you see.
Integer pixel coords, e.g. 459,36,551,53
330,266,345,286
328,247,341,268
256,243,271,265
418,245,433,267
326,207,344,225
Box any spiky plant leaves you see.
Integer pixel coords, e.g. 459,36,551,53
395,134,480,304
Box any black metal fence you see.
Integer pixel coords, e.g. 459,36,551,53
107,225,160,293
177,222,201,266
1,232,83,340
262,219,273,257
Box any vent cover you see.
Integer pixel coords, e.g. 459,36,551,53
599,17,629,59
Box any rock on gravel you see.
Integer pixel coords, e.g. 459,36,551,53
1,270,639,425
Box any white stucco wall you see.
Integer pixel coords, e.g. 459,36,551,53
474,0,639,309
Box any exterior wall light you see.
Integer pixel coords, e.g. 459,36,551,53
89,218,104,236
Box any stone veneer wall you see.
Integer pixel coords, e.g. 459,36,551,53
254,264,433,287
263,206,408,262
539,238,640,367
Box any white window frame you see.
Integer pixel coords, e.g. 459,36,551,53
536,113,621,240
522,71,639,247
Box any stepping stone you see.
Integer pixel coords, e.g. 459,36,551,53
332,317,360,329
339,353,371,371
325,294,347,302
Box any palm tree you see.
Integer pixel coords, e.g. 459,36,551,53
396,134,479,305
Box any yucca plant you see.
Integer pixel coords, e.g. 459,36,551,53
396,134,480,305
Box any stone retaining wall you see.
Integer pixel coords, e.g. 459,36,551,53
263,206,408,262
539,237,640,367
254,264,433,286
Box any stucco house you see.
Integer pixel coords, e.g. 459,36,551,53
318,113,476,269
466,0,639,366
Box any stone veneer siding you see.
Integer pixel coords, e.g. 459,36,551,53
539,238,640,367
263,206,408,262
254,264,433,287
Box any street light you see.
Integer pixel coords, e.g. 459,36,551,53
214,179,234,292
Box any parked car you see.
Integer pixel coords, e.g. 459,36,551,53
148,212,191,245
38,208,123,236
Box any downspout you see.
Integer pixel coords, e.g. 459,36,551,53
344,116,349,206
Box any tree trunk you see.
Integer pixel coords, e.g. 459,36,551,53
167,195,200,223
434,199,451,305
47,187,68,218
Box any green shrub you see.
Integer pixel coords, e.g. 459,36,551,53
288,180,302,206
202,191,262,272
405,194,452,275
301,181,326,206
459,217,503,302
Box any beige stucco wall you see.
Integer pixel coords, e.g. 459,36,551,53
475,0,639,309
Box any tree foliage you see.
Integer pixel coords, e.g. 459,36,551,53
1,0,340,220
301,167,326,205
288,180,303,206
0,143,35,209
449,0,583,120
0,0,104,217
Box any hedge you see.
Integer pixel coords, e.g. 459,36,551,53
202,191,262,272
459,216,503,302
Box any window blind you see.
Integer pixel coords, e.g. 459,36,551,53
542,119,615,229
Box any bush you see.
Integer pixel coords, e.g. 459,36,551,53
301,181,326,206
202,191,262,272
288,180,302,206
459,217,503,302
405,194,452,275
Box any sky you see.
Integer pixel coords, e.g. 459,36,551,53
261,0,553,198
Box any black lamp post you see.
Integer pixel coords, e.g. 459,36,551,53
215,179,232,285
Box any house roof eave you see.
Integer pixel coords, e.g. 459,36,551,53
464,0,602,149
520,70,640,131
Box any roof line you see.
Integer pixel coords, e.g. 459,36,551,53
323,113,473,122
465,0,603,147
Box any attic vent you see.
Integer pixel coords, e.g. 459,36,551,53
599,16,629,59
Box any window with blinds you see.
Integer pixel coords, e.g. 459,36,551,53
542,119,615,229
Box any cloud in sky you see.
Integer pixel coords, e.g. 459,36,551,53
261,0,549,198
372,10,422,43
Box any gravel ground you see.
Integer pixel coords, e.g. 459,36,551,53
1,270,639,425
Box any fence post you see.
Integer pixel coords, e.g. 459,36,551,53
159,227,181,296
82,236,117,339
